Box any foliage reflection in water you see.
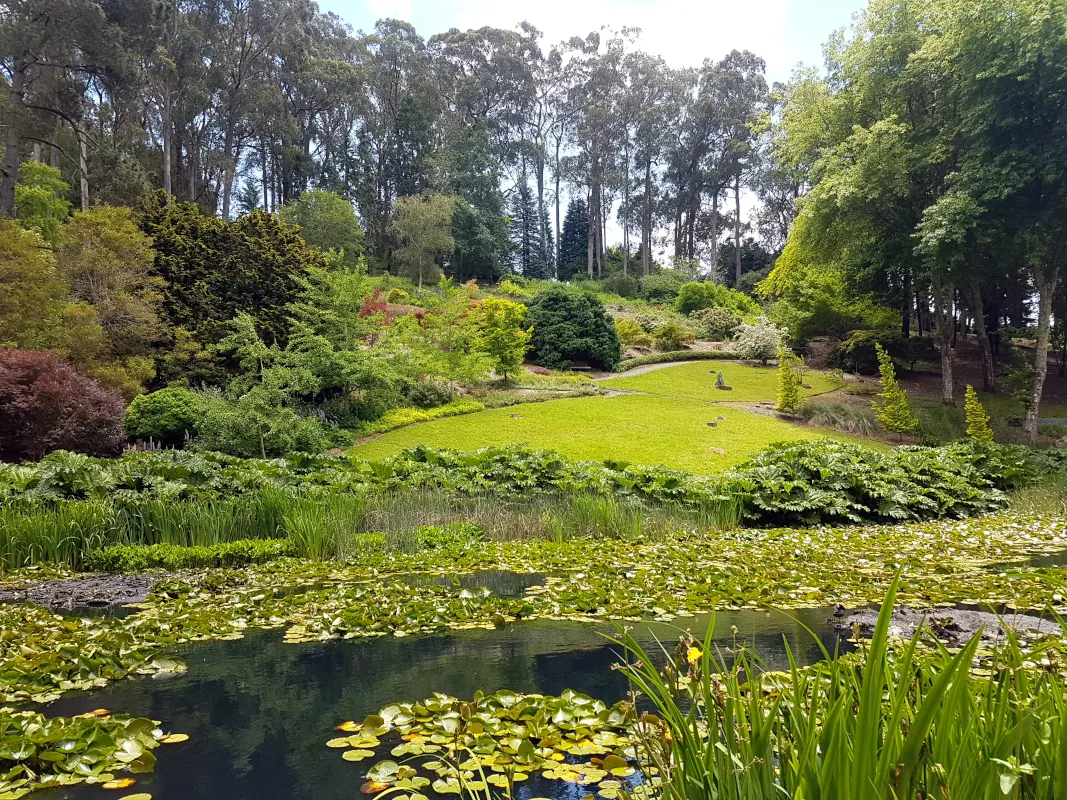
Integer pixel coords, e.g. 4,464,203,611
33,607,843,800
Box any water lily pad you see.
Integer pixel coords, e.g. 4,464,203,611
342,749,375,762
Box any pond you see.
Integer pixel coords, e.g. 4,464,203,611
33,581,847,800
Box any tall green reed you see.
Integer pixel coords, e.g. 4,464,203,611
282,494,367,560
615,579,1067,799
0,500,112,571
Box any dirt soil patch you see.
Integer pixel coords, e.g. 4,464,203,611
0,574,158,610
835,605,1058,646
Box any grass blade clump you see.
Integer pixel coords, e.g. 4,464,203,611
615,579,1067,799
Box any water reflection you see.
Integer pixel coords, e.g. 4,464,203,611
37,607,844,800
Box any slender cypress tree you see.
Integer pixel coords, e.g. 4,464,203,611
558,197,590,280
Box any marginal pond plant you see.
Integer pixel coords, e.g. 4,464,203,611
616,579,1067,799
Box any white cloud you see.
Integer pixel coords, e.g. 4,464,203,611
451,0,795,80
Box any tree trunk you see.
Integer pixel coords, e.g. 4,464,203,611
733,175,742,288
162,88,173,198
1023,269,1061,443
261,142,269,210
0,65,27,217
710,191,719,272
586,188,594,278
77,127,90,210
642,157,651,276
969,282,996,392
535,151,547,271
553,132,563,276
221,127,235,220
933,283,954,405
902,270,913,337
622,144,629,276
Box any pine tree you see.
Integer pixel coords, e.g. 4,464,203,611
964,385,994,442
558,197,589,280
509,183,547,278
872,343,919,436
537,207,554,279
775,346,801,413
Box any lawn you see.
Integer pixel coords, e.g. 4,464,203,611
604,361,840,401
351,393,873,474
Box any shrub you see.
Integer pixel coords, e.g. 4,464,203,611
727,440,1015,525
496,278,533,298
633,311,663,333
733,316,785,364
192,389,327,458
872,343,919,436
526,287,621,371
601,273,639,298
124,387,203,445
675,281,760,316
964,385,994,443
653,322,695,351
831,330,937,375
775,347,802,413
386,287,410,304
85,538,296,572
614,318,652,349
405,381,453,410
689,307,741,341
639,272,684,302
0,350,125,461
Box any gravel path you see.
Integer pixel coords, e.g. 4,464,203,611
596,359,738,380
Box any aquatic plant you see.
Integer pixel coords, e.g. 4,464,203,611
327,690,637,797
0,709,185,797
2,513,1067,705
615,579,1067,799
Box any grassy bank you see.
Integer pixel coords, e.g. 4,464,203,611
351,393,867,472
604,360,841,401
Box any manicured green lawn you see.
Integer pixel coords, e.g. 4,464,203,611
605,361,840,402
351,394,873,474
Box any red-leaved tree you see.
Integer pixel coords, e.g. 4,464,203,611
0,350,125,462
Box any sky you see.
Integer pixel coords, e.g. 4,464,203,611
316,0,868,85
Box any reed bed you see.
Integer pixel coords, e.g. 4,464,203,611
0,489,742,571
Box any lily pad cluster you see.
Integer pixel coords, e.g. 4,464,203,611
0,605,186,703
2,514,1067,705
0,708,184,798
328,690,642,799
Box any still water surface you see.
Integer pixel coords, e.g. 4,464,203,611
36,573,846,800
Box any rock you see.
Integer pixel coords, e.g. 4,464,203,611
508,414,524,419
706,422,717,427
717,415,727,421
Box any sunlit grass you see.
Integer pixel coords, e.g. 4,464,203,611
351,394,874,474
603,360,841,402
